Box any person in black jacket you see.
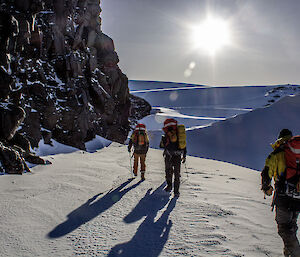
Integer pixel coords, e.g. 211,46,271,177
160,119,186,197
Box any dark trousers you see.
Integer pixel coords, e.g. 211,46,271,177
164,155,181,194
275,205,300,256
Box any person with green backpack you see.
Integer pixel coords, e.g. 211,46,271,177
160,118,186,197
261,129,300,257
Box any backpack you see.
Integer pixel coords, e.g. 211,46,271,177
163,118,178,133
177,124,186,150
283,136,300,199
285,136,300,180
132,124,149,149
137,131,146,146
163,119,186,150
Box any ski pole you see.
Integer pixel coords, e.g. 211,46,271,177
128,151,134,178
271,190,276,212
182,161,189,184
184,162,189,180
181,160,189,184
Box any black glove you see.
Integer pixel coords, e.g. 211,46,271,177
182,156,186,163
261,184,273,196
128,147,131,152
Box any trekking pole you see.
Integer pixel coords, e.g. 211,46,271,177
128,151,134,178
185,162,189,180
271,190,277,212
185,162,189,183
128,151,133,177
181,160,189,184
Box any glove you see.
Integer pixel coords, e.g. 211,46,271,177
182,156,186,163
128,147,131,153
263,185,273,196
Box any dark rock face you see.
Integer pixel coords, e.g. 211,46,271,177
0,0,151,173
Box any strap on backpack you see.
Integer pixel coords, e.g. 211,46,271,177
296,158,300,192
283,158,300,198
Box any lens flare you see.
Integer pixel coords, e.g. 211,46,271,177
169,91,178,101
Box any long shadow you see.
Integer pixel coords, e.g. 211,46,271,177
108,184,177,257
48,178,141,238
123,183,169,224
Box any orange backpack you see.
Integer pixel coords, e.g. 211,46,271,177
132,124,148,148
138,132,145,145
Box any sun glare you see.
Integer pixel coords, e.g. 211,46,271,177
191,16,231,55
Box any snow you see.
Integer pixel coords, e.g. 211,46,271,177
1,81,300,256
33,139,80,156
129,81,300,171
0,144,283,256
85,136,112,153
34,136,112,156
185,94,300,171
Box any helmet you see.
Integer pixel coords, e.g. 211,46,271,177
163,118,177,133
135,123,146,131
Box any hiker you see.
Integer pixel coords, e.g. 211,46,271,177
128,123,149,180
261,129,300,257
160,118,186,197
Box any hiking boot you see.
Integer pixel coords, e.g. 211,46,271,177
283,247,291,257
174,192,180,197
133,170,138,176
164,185,172,192
141,173,145,181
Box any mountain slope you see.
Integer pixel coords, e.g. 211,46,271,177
129,81,300,171
0,144,284,256
186,94,300,170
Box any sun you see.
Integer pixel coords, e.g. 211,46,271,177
191,16,231,55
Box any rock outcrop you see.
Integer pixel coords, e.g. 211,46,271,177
0,0,151,174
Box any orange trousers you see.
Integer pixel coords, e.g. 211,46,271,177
133,153,146,175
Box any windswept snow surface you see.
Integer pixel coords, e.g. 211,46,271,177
129,81,300,170
0,144,284,256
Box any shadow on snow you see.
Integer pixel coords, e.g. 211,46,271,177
48,178,141,238
108,183,177,257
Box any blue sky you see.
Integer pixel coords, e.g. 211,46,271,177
101,0,300,86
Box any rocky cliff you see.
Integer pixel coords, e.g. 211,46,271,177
0,0,151,173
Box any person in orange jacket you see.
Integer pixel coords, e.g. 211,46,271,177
128,124,149,180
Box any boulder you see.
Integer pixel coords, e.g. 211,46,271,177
0,142,25,174
0,104,25,141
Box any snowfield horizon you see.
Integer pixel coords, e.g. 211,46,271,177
129,80,300,171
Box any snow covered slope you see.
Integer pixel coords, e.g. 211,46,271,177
0,144,285,256
186,94,300,170
129,81,300,170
